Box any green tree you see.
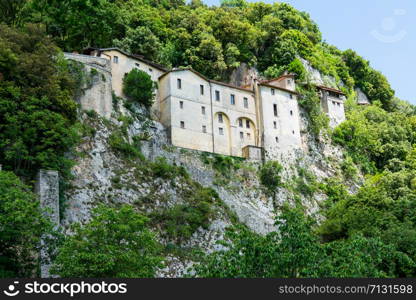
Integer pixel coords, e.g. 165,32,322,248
51,205,163,278
0,25,79,178
29,0,121,50
113,26,161,61
122,69,157,108
0,171,52,277
194,206,401,278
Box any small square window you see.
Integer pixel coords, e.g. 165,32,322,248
247,133,251,139
135,63,140,67
177,78,182,89
202,125,207,133
201,106,206,115
337,102,340,106
219,127,224,135
113,56,119,64
240,132,244,140
149,68,153,72
244,97,248,108
275,137,279,143
273,121,277,129
246,120,250,128
289,94,293,99
218,113,223,123
271,89,275,95
180,121,185,129
230,94,235,105
179,101,184,109
215,90,220,101
292,130,295,135
290,110,293,116
200,85,204,95
239,119,243,127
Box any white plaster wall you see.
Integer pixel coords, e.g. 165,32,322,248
99,50,165,117
260,86,302,159
326,96,346,127
167,70,213,152
210,82,257,157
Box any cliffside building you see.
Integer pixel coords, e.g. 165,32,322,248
76,48,346,160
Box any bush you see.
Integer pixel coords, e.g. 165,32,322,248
259,161,283,194
122,69,156,108
151,187,219,241
150,157,189,180
51,205,163,277
108,132,143,160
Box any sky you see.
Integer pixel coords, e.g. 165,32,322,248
203,0,415,104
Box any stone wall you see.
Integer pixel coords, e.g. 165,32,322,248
35,170,59,278
64,53,113,118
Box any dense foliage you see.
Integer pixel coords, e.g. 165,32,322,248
51,205,163,277
195,206,398,277
0,171,52,277
2,0,415,279
0,24,79,178
4,0,395,108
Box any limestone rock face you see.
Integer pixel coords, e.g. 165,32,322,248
355,87,371,105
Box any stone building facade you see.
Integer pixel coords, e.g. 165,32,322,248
70,48,346,160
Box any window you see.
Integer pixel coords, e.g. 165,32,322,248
240,132,244,140
287,79,291,85
135,63,140,67
271,89,275,95
275,137,279,143
177,78,182,89
113,56,119,64
218,113,223,123
202,125,207,133
239,119,243,127
273,104,278,117
290,110,293,116
200,85,204,95
337,103,340,106
230,94,235,105
179,101,184,109
244,97,248,108
219,127,224,135
292,130,295,135
332,101,336,105
215,90,220,101
273,121,277,129
180,121,185,129
246,120,250,128
247,133,251,139
149,68,153,72
289,94,293,99
201,106,206,115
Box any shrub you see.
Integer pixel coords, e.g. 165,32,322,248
259,161,283,194
151,187,218,241
122,69,156,108
51,205,163,277
108,132,143,160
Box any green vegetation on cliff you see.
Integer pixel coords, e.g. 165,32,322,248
1,0,416,278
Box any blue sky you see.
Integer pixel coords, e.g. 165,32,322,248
204,0,415,104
